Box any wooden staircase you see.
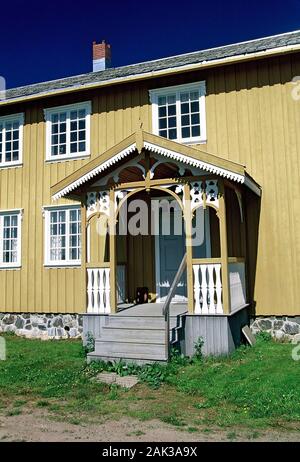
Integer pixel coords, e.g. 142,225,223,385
87,255,188,365
87,309,186,364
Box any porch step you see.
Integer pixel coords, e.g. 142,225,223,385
105,315,178,329
89,309,186,364
94,339,166,357
87,352,167,365
100,326,166,343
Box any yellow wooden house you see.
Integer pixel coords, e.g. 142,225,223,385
0,31,299,361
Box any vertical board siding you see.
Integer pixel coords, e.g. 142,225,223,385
0,55,299,315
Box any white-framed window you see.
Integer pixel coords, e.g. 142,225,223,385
0,113,24,167
44,205,81,266
44,101,91,161
0,210,22,268
149,82,206,144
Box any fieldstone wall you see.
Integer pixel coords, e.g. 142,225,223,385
251,316,300,342
0,313,83,340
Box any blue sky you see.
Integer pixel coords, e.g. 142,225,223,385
1,0,300,89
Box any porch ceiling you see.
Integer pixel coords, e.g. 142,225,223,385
51,130,261,200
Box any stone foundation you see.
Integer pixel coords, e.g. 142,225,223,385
0,313,83,340
251,316,300,342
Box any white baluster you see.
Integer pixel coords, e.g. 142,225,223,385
104,268,111,313
200,264,209,314
193,265,201,313
93,269,100,313
215,264,223,313
87,269,93,313
208,264,216,314
98,268,104,313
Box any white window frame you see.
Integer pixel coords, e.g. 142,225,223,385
44,205,81,267
44,101,91,162
0,209,22,269
149,81,206,144
0,113,24,168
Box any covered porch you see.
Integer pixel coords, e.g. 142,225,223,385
52,130,261,360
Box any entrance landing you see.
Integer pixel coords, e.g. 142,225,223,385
115,303,188,317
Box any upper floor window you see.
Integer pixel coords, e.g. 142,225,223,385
149,82,206,144
44,102,91,161
44,206,81,266
0,113,24,167
0,210,22,268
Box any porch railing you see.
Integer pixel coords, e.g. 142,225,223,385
87,264,111,314
192,257,246,314
193,259,223,314
162,253,187,361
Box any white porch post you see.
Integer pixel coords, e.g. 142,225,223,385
109,188,117,313
219,180,230,314
184,183,194,314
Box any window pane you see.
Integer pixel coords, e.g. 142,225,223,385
192,125,200,137
181,115,190,126
181,103,189,114
169,129,177,140
191,113,200,125
182,127,190,138
159,129,168,138
159,118,167,129
158,106,166,117
191,101,199,113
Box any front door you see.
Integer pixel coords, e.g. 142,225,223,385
156,208,187,302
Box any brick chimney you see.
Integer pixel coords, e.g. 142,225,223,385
92,40,111,72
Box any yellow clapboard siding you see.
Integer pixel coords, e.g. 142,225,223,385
0,54,299,315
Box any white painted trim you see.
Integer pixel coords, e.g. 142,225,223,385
44,101,91,162
144,141,245,183
0,209,22,268
0,113,24,168
52,143,137,200
149,81,206,144
43,204,81,267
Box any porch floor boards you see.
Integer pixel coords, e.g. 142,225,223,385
115,303,188,317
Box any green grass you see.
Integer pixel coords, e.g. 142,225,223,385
0,334,299,432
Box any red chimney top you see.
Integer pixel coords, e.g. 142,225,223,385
92,40,111,71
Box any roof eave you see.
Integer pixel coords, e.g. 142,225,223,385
2,43,300,108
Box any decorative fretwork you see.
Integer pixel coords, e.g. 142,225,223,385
86,192,97,218
99,191,110,216
86,191,110,218
205,180,219,208
190,181,203,209
190,180,219,210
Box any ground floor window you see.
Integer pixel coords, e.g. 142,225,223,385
0,210,22,268
44,206,81,266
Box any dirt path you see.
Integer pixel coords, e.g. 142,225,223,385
0,410,300,442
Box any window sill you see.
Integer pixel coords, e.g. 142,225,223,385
44,263,81,269
0,163,23,170
0,265,21,270
45,153,90,164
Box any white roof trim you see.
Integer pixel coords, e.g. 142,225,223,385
52,143,136,200
52,140,262,200
144,141,245,184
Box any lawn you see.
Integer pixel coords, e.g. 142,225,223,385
0,333,299,433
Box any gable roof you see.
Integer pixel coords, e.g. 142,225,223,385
51,131,261,200
2,30,300,107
